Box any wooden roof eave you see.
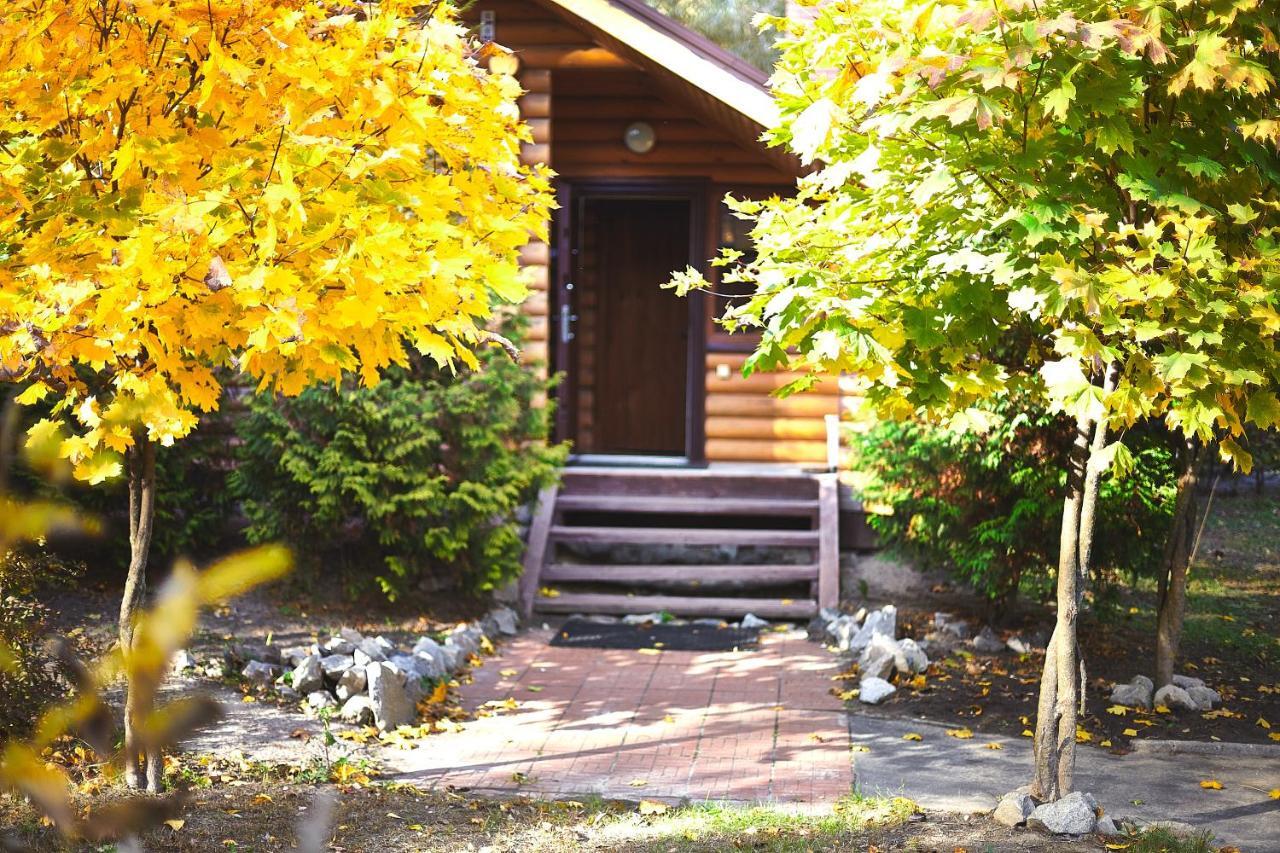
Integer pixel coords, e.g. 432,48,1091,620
532,0,803,180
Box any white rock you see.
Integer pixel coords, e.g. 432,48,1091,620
335,667,367,701
993,791,1035,827
323,637,356,656
172,649,197,672
1027,791,1097,835
859,633,898,681
819,607,841,624
306,690,337,711
1110,676,1154,709
338,627,365,645
1006,636,1032,655
1185,684,1220,711
389,654,434,681
339,695,375,725
355,638,388,664
280,645,312,667
1096,814,1119,836
827,614,860,648
740,613,769,630
844,605,897,654
320,654,355,679
858,677,897,705
366,661,415,731
1171,674,1205,690
893,638,929,674
972,626,1005,654
241,660,281,685
291,654,324,694
622,612,665,625
491,606,519,636
438,644,461,672
1153,684,1198,712
372,635,396,655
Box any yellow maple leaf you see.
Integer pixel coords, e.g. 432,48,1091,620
902,732,923,741
1257,717,1271,729
984,742,1003,750
163,819,185,831
1269,789,1280,800
946,727,974,739
1200,779,1223,790
1123,728,1139,737
1021,729,1034,737
1105,705,1128,716
638,799,668,815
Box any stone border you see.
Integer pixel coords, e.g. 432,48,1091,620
1131,738,1280,757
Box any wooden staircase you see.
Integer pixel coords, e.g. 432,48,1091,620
518,468,839,620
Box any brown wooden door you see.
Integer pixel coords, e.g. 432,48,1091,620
573,197,691,455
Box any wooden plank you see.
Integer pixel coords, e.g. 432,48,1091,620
499,21,592,46
519,240,550,266
521,263,549,291
705,416,828,441
555,494,819,516
705,393,839,418
520,142,551,165
560,469,818,500
553,142,765,166
816,473,839,610
706,438,829,464
556,119,724,144
517,485,559,618
522,339,548,364
534,592,817,619
550,163,792,184
541,563,819,586
518,92,552,118
518,69,553,93
528,117,552,145
515,46,633,69
552,97,689,120
549,526,819,547
705,369,839,395
523,289,548,318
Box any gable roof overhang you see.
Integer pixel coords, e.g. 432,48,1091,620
531,0,802,179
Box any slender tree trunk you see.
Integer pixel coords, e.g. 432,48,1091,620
1030,412,1089,802
1155,440,1201,688
119,434,162,792
1031,366,1115,802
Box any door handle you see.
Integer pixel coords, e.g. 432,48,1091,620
559,302,578,344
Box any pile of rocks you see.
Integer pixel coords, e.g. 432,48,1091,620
1110,673,1220,712
227,606,520,731
814,605,929,705
994,789,1120,836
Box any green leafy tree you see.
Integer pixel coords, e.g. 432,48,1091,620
672,0,1280,802
642,0,784,71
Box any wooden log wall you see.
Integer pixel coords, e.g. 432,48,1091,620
469,0,839,467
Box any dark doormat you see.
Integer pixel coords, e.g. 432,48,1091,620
549,617,760,652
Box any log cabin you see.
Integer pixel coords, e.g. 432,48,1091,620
464,0,871,619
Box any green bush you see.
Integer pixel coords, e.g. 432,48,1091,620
230,339,565,600
850,404,1177,616
9,397,235,567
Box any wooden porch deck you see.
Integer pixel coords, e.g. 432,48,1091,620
517,466,842,619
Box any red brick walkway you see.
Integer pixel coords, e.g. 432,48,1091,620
386,627,853,803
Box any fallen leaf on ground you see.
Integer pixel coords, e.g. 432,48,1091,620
1257,717,1271,729
638,799,668,815
984,742,1002,750
629,779,648,787
499,668,518,677
163,820,185,831
946,727,974,739
1105,705,1128,716
902,732,923,741
1200,780,1223,790
1021,729,1034,737
1122,728,1139,737
1270,789,1280,800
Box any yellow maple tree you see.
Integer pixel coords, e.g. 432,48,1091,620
0,0,550,791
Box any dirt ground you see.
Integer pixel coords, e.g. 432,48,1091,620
0,781,1114,853
846,488,1280,751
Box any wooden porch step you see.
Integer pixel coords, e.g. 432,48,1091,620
555,494,819,516
549,525,820,547
559,469,819,500
534,591,818,619
540,563,818,586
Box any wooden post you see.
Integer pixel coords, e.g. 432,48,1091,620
816,473,839,610
518,485,559,618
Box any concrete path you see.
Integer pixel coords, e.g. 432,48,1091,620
850,713,1280,851
382,627,853,802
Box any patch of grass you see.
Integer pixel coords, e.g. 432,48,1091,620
586,794,919,852
1123,825,1216,853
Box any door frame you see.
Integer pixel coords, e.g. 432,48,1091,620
552,178,708,466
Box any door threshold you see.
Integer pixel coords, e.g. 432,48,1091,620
569,453,696,468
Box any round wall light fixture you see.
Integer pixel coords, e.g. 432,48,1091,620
623,121,656,154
